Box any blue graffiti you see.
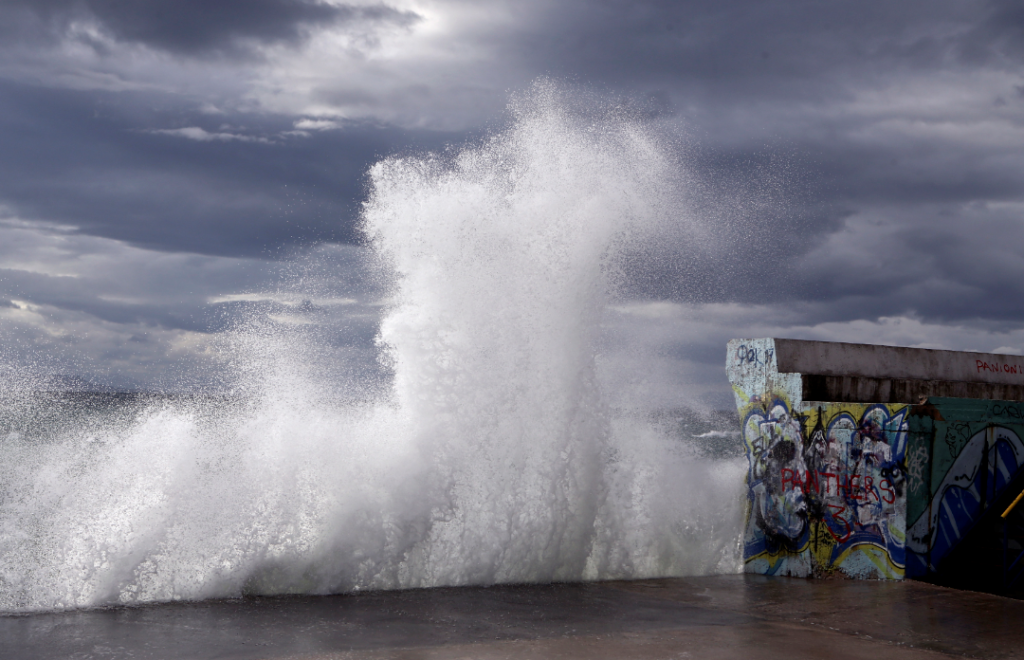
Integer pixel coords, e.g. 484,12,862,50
735,344,775,368
906,426,1024,577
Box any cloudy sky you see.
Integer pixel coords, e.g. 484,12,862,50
1,0,1023,406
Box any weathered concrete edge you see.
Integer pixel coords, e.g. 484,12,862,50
773,338,1024,387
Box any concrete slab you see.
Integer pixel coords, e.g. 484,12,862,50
2,575,1022,659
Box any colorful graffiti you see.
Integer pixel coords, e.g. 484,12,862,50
905,399,1024,577
739,395,909,579
728,338,1024,583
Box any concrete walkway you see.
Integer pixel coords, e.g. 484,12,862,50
3,575,1023,659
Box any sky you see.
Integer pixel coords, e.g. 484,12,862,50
1,0,1023,407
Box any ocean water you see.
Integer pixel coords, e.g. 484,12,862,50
0,82,745,613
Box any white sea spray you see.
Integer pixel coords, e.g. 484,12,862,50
0,82,745,612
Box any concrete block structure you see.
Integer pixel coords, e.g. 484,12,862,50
727,338,1024,583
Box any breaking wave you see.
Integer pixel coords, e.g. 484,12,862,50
0,82,744,613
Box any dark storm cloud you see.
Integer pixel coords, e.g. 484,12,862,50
518,0,1021,89
0,79,455,257
955,0,1024,66
790,202,1024,323
0,266,208,331
0,228,387,389
627,126,1024,326
2,0,1024,391
548,0,1024,332
0,0,419,56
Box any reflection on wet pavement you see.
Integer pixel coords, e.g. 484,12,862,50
3,575,1023,659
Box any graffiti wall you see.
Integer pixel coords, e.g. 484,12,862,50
728,338,910,579
728,338,1024,582
905,399,1024,577
738,394,909,578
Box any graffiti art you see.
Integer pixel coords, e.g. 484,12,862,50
740,396,909,579
906,414,1024,577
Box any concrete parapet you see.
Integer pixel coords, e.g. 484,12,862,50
727,338,1024,583
733,338,1024,405
772,339,1024,387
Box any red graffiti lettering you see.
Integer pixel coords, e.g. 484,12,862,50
804,469,819,495
849,475,862,500
781,468,794,490
820,472,837,497
864,475,877,502
826,504,852,543
975,360,1024,376
880,479,895,504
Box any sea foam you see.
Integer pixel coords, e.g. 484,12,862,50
0,82,744,612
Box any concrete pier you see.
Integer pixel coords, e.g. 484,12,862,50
3,576,1023,659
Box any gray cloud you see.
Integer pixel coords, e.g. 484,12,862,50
517,0,1022,88
0,0,419,56
0,220,386,390
0,79,456,257
1,0,1023,400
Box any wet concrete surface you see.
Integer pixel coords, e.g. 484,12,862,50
3,575,1023,659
